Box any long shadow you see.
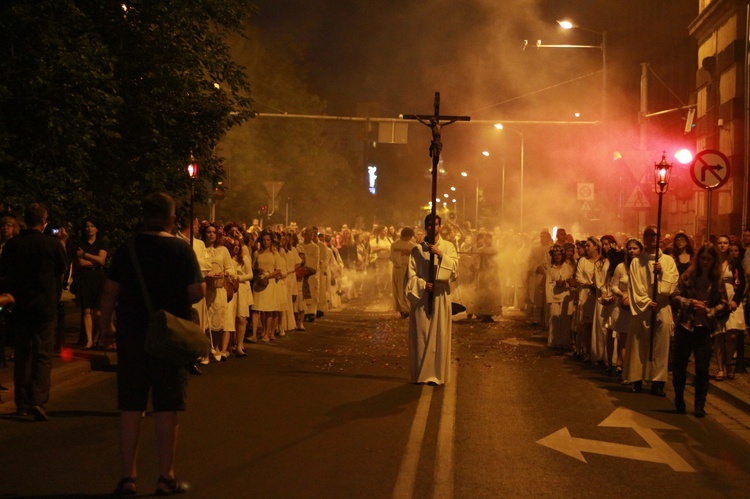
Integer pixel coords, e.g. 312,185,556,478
246,382,424,463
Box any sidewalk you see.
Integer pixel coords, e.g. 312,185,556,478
0,290,114,405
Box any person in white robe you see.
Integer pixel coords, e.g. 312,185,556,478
302,228,321,322
390,227,417,318
543,244,574,349
624,225,678,396
406,214,458,385
315,230,329,316
177,218,212,370
527,230,553,325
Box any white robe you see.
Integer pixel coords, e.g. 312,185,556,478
302,242,320,312
406,238,458,385
390,238,416,313
624,251,678,383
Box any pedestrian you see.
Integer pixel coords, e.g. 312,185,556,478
201,222,234,361
406,214,458,385
610,238,641,379
0,215,20,373
0,203,67,421
99,192,204,495
670,243,727,417
543,244,575,349
74,217,108,350
714,235,746,380
623,225,679,396
573,237,600,361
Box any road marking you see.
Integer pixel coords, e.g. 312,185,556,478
433,362,457,499
537,407,695,472
393,385,433,499
501,337,545,348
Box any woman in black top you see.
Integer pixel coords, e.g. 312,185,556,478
671,244,727,417
75,218,107,350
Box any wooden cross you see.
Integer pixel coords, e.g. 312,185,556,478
402,92,470,313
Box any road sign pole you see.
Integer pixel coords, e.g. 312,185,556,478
706,190,712,241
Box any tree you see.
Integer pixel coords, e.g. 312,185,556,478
216,26,370,227
0,0,256,244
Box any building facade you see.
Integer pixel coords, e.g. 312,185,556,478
690,0,750,236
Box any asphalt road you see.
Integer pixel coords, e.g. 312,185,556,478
1,301,749,498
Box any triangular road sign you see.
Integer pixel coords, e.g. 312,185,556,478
623,185,651,209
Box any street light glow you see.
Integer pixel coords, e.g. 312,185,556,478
493,123,504,130
674,149,693,165
482,151,490,156
450,186,456,191
461,171,468,177
558,20,574,30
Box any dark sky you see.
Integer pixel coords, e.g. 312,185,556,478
247,1,699,229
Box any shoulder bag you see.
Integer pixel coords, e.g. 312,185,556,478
127,239,210,366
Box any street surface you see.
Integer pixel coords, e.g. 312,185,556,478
1,300,749,498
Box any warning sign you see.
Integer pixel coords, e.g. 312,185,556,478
623,185,651,209
580,201,592,212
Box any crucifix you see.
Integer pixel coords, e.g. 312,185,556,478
402,92,470,313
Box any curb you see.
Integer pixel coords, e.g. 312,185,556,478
0,355,102,406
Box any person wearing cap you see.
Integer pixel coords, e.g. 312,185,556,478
624,225,679,396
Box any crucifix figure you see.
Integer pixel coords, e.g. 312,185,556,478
400,92,469,386
416,117,457,159
401,92,469,314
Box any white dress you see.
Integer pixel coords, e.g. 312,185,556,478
544,262,574,348
610,263,631,336
234,251,253,317
574,258,597,330
251,250,280,312
717,261,745,333
205,245,233,332
591,259,614,364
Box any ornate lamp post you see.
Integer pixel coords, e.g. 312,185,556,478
187,156,199,246
649,152,672,361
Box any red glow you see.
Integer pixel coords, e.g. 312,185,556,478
674,149,693,165
60,347,74,362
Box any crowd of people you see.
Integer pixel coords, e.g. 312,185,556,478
2,197,750,494
524,226,748,418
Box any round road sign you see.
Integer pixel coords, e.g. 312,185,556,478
690,150,730,190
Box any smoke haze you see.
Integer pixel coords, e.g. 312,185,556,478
222,0,697,236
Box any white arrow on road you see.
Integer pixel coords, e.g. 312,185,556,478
501,337,545,348
537,407,695,472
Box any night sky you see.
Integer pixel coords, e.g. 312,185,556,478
246,1,700,230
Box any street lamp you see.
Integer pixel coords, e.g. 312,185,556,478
186,156,199,246
494,124,524,232
557,19,607,124
649,152,672,361
482,150,506,228
461,171,480,228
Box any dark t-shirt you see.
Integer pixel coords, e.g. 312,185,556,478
0,229,67,321
107,233,202,338
79,236,108,270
